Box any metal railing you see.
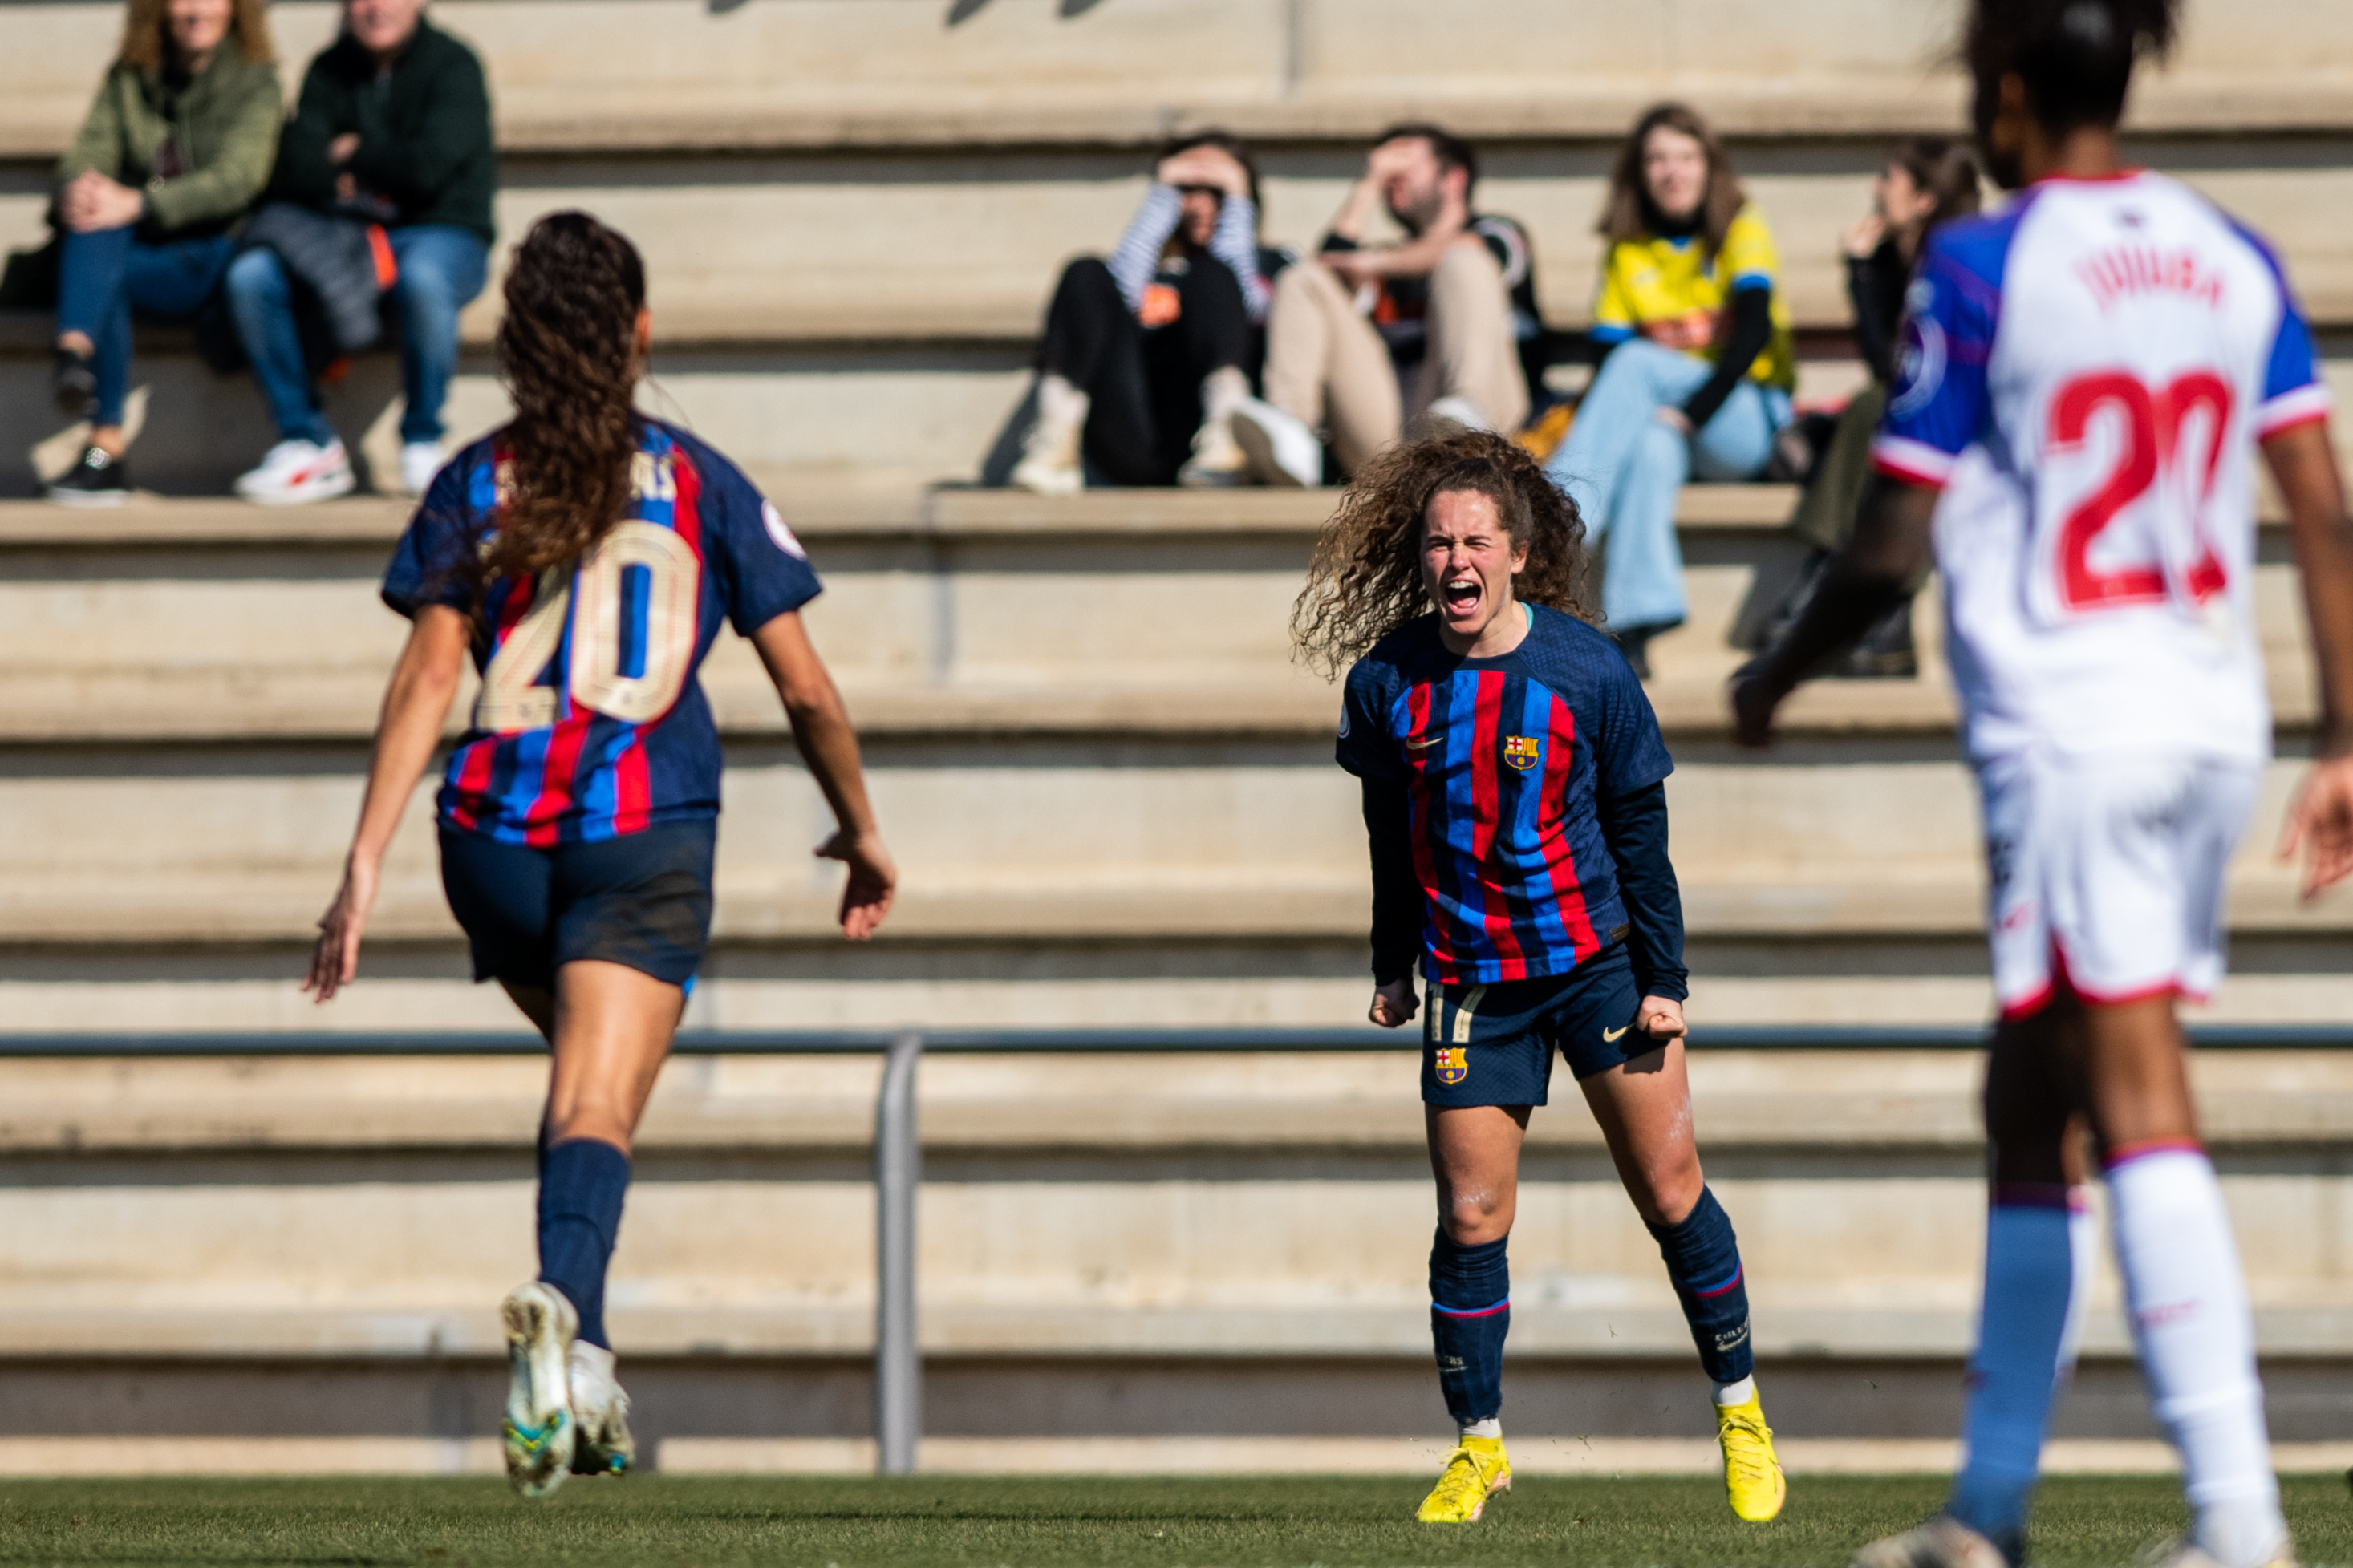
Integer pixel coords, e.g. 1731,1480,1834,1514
1,1020,2347,1473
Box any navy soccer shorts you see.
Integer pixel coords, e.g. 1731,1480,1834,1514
438,820,716,991
1419,942,1649,1108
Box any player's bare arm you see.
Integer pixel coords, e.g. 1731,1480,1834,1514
749,610,898,940
2266,419,2353,897
1729,473,1938,746
303,603,471,1001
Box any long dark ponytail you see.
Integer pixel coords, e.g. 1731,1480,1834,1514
481,212,646,591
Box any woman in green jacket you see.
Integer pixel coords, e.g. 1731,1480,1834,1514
48,0,281,504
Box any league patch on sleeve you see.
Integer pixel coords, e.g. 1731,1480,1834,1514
1888,278,1946,421
761,500,807,559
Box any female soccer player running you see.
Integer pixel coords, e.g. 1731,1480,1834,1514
303,212,897,1498
1295,431,1784,1525
1737,2,2353,1564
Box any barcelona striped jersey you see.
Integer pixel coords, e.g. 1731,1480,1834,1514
381,419,822,845
1337,605,1673,985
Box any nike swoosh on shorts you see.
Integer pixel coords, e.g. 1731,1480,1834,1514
1603,1024,1629,1042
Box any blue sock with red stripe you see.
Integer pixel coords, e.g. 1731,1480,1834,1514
538,1137,631,1350
1429,1229,1511,1430
1647,1187,1755,1386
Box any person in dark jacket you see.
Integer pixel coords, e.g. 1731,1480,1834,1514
223,0,495,504
1756,138,1980,676
46,0,282,505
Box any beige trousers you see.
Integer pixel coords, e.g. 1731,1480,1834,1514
1262,238,1529,474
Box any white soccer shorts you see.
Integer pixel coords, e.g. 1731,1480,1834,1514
1977,753,2260,1020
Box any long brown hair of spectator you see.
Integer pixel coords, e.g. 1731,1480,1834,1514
480,213,647,592
1890,136,1984,257
1162,129,1263,218
118,0,274,69
1291,432,1591,679
1598,102,1745,260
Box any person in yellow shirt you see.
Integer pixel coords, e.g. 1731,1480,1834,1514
1544,104,1796,675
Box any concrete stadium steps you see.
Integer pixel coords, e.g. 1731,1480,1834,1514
6,329,2351,498
10,0,2353,150
0,487,2348,1043
9,0,2353,495
0,486,2327,743
14,143,2353,346
0,1048,2344,1370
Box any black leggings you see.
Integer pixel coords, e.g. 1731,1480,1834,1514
1036,254,1251,485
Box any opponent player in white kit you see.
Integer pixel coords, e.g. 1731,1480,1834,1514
1734,2,2353,1566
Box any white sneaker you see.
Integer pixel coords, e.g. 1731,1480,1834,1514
1422,395,1491,439
234,438,354,506
499,1282,577,1499
398,441,445,497
1231,396,1322,488
1178,366,1252,488
567,1339,636,1477
1009,372,1088,496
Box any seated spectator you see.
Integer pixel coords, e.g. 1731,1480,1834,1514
1545,103,1795,676
44,0,282,505
1759,137,1982,677
224,0,494,504
1232,124,1534,487
1012,132,1287,493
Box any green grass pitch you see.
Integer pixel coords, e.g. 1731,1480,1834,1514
0,1473,2343,1567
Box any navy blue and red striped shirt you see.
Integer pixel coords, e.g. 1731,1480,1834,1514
1337,605,1678,987
382,419,822,846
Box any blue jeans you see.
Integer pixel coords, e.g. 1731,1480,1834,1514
1545,338,1791,630
224,222,489,447
55,225,237,428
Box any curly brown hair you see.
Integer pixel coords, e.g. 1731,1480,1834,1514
1290,431,1592,679
477,212,647,596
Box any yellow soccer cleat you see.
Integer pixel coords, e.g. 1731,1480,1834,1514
1415,1435,1511,1523
1715,1391,1787,1522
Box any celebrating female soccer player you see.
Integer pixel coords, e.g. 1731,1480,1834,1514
302,212,897,1498
1294,431,1783,1525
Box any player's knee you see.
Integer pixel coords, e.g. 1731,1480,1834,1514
1439,1191,1510,1246
1627,1153,1705,1228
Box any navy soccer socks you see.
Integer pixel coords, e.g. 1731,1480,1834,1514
1646,1187,1755,1390
538,1137,631,1350
1429,1229,1511,1432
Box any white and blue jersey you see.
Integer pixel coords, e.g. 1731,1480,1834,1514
1872,169,2331,765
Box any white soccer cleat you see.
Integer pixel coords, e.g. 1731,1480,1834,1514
567,1339,636,1477
500,1281,578,1499
1851,1516,2015,1568
398,440,446,498
2150,1539,2299,1568
234,438,355,506
1231,395,1322,488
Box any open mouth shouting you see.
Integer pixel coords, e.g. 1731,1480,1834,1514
1440,572,1486,623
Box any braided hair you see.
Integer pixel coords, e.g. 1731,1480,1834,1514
478,212,647,594
1290,431,1592,679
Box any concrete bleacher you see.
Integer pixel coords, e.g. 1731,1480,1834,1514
1,0,2351,1468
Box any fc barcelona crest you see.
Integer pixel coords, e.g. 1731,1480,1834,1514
1433,1046,1469,1086
1503,735,1540,772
